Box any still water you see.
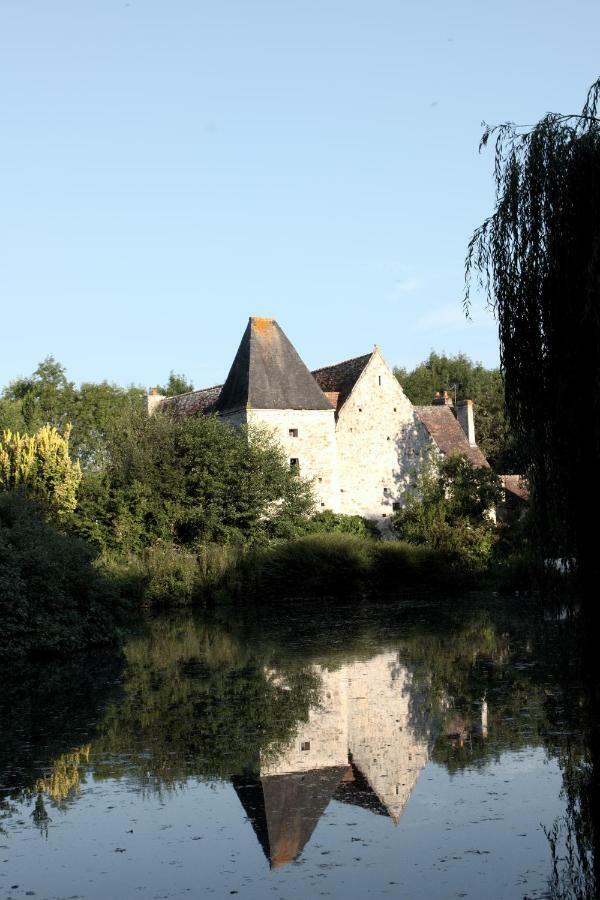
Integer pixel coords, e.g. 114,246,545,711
0,596,591,899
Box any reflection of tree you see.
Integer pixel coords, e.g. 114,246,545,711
2,592,596,894
0,651,123,801
91,618,321,788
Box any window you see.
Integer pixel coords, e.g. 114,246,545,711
393,502,401,512
290,458,300,475
320,502,325,506
289,428,298,438
393,407,397,412
318,477,322,482
358,407,363,412
382,513,387,518
301,741,310,752
378,376,382,386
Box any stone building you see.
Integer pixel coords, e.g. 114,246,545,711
149,316,489,524
233,652,430,868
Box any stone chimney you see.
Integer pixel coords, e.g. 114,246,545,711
147,387,165,415
456,399,476,446
432,390,453,407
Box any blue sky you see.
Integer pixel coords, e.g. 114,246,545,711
1,0,598,391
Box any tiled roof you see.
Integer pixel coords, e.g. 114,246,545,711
157,350,373,419
311,353,372,411
500,474,529,502
414,405,489,468
159,384,222,420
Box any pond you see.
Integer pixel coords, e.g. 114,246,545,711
0,595,593,899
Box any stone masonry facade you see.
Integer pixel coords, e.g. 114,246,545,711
149,317,488,525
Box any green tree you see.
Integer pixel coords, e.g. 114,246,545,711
74,408,315,552
0,359,145,469
392,453,503,571
2,357,76,433
156,371,194,396
394,352,517,471
464,78,600,581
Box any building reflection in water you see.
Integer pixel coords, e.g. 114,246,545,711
233,651,431,868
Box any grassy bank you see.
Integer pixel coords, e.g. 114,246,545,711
95,533,478,609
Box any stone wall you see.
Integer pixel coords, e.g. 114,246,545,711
259,652,430,821
244,408,340,512
335,351,431,522
261,667,348,775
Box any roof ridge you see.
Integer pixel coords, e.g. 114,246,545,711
311,351,373,374
161,383,223,400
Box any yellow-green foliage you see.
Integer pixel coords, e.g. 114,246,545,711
34,745,91,803
0,424,81,519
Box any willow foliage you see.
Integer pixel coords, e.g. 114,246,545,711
465,79,600,574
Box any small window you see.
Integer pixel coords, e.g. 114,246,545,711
290,458,300,475
289,428,298,438
318,477,322,482
320,502,325,506
378,376,382,386
393,407,397,412
358,407,363,412
382,513,387,518
301,741,310,752
393,502,401,512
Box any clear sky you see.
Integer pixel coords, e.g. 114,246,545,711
1,0,598,391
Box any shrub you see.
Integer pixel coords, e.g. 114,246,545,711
300,510,380,539
249,533,373,600
393,453,504,571
0,492,123,658
0,425,81,521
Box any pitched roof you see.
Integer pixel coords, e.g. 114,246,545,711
159,384,222,420
232,767,347,868
414,405,489,468
215,317,333,413
311,353,372,411
500,474,529,502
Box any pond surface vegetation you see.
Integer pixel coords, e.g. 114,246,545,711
0,594,592,899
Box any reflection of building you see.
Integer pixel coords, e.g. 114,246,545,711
233,652,429,868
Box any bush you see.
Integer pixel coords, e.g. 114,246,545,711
240,533,468,602
248,533,373,600
393,453,504,571
98,542,243,608
300,510,380,539
0,492,124,658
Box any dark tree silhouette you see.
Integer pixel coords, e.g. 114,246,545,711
465,78,600,591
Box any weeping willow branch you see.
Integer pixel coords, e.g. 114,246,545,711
464,78,600,575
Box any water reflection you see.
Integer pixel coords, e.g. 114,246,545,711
0,597,597,897
237,653,430,867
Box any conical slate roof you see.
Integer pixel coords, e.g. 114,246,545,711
232,767,347,868
215,317,333,413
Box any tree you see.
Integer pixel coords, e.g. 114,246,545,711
392,453,504,571
74,408,315,552
394,352,518,470
0,425,82,521
0,359,146,469
464,78,600,583
157,371,194,397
